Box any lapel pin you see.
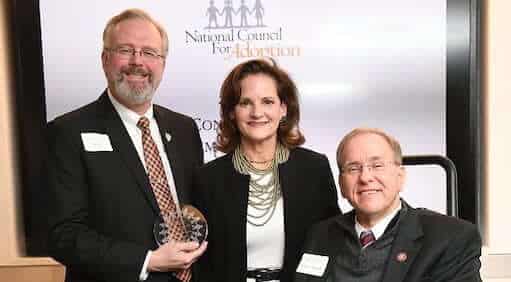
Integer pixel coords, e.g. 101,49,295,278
396,252,408,263
165,132,172,142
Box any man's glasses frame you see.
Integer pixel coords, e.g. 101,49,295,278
105,46,165,61
341,160,401,175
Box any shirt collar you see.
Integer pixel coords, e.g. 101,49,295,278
107,89,154,125
355,200,402,240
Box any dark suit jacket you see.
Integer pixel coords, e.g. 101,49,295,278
47,92,203,282
294,201,482,282
193,147,341,282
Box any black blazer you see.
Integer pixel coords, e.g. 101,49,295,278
193,147,341,282
294,201,482,282
47,92,203,282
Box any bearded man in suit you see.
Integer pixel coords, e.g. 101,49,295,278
47,9,207,282
294,128,482,282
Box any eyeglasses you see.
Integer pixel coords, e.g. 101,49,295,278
105,46,165,61
341,161,399,175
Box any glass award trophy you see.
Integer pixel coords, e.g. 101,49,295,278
153,205,208,245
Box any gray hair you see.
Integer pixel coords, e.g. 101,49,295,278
102,8,169,56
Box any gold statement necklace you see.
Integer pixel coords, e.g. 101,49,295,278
233,143,290,226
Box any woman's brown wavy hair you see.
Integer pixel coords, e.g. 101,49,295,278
216,58,305,153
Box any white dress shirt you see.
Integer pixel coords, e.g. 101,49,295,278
108,92,179,281
355,201,402,246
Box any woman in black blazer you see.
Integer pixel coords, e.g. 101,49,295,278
193,59,340,282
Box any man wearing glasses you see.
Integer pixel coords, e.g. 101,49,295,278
47,9,206,282
294,128,482,282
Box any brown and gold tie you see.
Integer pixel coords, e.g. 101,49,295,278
137,117,191,282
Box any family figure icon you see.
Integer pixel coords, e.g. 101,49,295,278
206,0,266,29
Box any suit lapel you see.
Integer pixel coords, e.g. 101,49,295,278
278,156,301,280
224,158,250,280
153,107,188,205
97,93,160,215
278,156,295,264
381,206,424,282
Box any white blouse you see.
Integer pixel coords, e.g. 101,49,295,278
246,171,285,281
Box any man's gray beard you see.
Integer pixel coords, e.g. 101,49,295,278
113,74,157,105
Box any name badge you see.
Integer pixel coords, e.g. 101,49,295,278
296,253,329,277
81,133,113,152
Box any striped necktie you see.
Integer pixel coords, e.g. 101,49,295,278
359,230,376,249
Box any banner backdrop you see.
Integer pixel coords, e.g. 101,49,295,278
40,0,446,213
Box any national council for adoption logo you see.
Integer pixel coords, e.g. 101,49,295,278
185,0,302,59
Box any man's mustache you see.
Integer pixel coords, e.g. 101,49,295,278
121,67,151,77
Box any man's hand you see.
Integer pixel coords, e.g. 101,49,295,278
148,240,208,272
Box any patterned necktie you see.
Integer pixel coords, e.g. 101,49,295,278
137,117,191,282
359,230,376,249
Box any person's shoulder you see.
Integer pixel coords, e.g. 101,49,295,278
309,212,349,234
290,147,329,162
407,206,482,265
49,99,101,131
154,104,194,123
199,153,233,173
412,207,478,235
194,154,239,189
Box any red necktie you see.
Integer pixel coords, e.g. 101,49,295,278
359,230,376,249
137,117,191,282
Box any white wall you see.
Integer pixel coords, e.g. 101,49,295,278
481,0,511,280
